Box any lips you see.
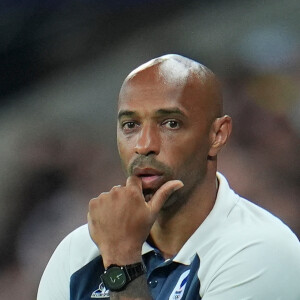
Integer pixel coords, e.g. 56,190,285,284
133,167,165,190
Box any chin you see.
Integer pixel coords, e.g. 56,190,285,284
161,189,188,215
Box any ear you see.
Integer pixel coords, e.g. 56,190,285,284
208,115,232,158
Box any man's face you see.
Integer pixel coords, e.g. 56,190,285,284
117,66,213,207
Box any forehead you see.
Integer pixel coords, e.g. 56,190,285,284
118,63,205,114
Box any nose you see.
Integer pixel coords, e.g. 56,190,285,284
134,124,160,156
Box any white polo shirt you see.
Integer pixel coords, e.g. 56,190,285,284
37,173,300,300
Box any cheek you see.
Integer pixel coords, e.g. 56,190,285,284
117,138,131,168
117,134,140,175
166,137,209,177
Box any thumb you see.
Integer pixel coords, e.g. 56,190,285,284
148,180,184,215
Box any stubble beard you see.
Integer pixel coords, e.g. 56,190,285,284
159,158,208,216
119,154,208,216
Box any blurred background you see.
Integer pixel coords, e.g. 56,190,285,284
0,0,299,298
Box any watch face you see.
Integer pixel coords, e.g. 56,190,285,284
102,267,127,291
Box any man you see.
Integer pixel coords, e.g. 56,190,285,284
37,54,300,300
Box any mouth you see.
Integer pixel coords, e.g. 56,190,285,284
133,167,165,190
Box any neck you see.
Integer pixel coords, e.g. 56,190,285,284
149,171,218,259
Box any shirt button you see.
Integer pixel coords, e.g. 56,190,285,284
148,280,158,288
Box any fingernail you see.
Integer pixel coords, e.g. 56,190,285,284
173,181,184,191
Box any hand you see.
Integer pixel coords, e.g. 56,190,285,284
87,176,183,267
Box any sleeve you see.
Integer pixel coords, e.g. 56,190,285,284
201,228,300,300
37,233,72,300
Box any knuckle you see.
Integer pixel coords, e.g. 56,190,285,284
88,198,98,211
89,193,106,209
110,185,122,194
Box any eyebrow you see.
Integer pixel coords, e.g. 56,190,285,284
118,110,137,120
155,108,186,118
118,108,186,120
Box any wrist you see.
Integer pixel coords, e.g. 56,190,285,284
101,248,143,268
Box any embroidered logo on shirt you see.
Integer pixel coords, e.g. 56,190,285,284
91,281,110,298
169,270,190,300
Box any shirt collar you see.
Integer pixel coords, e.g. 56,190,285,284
142,172,237,265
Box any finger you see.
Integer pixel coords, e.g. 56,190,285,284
126,175,143,191
148,180,184,215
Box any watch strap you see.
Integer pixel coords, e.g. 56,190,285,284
124,262,147,281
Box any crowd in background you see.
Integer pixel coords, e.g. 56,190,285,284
0,1,299,299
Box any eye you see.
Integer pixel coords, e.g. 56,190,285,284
162,120,180,129
121,121,139,133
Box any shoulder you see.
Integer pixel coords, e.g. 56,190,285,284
216,172,299,254
197,173,300,298
218,192,300,273
37,224,99,300
198,183,300,299
230,194,300,253
201,220,300,298
57,224,99,274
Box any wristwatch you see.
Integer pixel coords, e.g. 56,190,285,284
100,262,146,292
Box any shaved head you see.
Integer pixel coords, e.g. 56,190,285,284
119,54,223,124
117,54,232,208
